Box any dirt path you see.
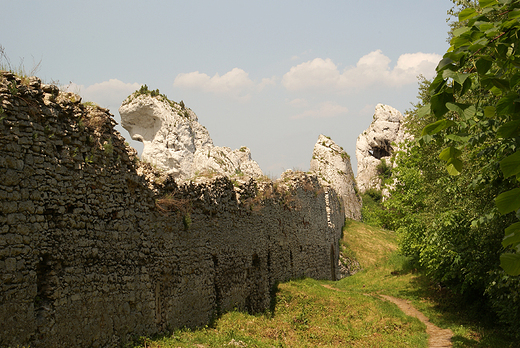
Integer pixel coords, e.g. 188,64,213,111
379,295,453,348
321,285,453,347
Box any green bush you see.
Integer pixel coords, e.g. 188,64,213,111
361,189,389,228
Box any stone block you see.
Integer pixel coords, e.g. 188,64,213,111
5,257,16,272
1,169,21,186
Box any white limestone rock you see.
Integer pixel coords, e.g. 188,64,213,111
310,134,362,221
355,104,406,193
119,92,262,180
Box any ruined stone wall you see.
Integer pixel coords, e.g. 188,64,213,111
0,72,344,348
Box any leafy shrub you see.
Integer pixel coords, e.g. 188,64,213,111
361,189,388,228
376,158,392,180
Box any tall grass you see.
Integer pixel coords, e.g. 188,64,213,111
0,44,41,83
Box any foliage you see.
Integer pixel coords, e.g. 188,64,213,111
102,138,114,155
419,0,520,275
376,158,392,181
125,84,186,114
137,84,160,97
360,189,389,228
384,0,520,337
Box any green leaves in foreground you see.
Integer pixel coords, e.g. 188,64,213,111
422,118,455,136
420,0,520,275
500,253,520,276
502,222,520,248
496,188,520,215
500,151,520,178
439,146,463,175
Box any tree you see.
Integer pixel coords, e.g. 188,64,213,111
420,0,520,276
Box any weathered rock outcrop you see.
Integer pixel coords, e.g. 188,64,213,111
356,104,406,193
310,134,362,221
119,91,262,180
0,73,344,348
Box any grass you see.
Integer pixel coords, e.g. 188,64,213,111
0,44,41,84
336,220,516,348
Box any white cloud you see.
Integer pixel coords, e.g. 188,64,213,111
391,52,442,83
258,76,278,91
64,79,140,109
291,101,348,120
282,58,339,91
282,50,442,92
173,68,255,101
287,98,309,108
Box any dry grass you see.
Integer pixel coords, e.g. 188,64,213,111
342,220,397,269
155,195,191,215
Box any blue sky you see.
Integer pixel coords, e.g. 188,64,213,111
1,0,454,177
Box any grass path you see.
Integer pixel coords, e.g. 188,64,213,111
320,283,453,347
378,295,452,348
133,221,515,347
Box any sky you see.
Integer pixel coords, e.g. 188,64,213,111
1,0,455,177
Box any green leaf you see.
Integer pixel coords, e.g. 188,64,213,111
446,102,464,114
445,103,476,120
489,78,510,91
490,86,503,96
439,146,462,161
479,22,495,31
500,151,520,178
508,9,520,19
484,106,496,118
417,104,431,119
503,222,520,247
461,76,473,96
485,28,500,38
459,8,478,21
511,72,520,88
463,105,476,119
479,0,498,8
446,157,463,175
431,92,452,118
476,58,493,74
497,119,520,138
500,252,520,275
496,188,520,214
453,26,471,37
469,37,489,52
422,119,456,136
496,93,517,115
500,253,520,276
436,57,454,72
502,19,520,30
442,70,471,85
418,134,433,146
446,134,470,142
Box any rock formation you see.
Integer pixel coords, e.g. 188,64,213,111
310,134,362,221
119,89,262,180
356,104,406,193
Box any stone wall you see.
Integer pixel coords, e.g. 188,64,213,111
0,72,344,348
